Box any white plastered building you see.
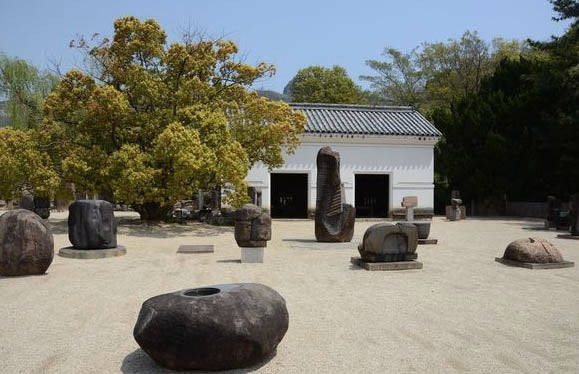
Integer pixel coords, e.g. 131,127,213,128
245,103,441,218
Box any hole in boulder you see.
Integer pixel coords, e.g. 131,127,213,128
182,287,220,297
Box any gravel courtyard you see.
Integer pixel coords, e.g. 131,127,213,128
1,213,578,373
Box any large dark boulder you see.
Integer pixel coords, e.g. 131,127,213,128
315,147,355,242
133,283,289,371
358,222,418,262
0,209,54,276
68,200,117,249
234,204,271,247
503,238,564,263
33,196,51,219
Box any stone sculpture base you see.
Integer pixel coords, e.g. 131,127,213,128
59,246,126,259
495,257,574,269
418,238,438,245
351,257,423,271
241,247,264,263
556,234,579,240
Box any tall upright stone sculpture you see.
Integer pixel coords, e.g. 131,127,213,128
315,147,355,242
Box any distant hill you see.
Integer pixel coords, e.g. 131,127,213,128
255,90,290,102
0,101,9,127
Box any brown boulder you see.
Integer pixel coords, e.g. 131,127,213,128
503,238,564,263
0,209,54,276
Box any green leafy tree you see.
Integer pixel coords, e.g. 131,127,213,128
360,48,426,108
42,16,305,220
0,54,58,129
284,65,365,104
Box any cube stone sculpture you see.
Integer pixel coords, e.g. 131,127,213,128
234,204,271,247
315,147,355,242
68,200,117,249
0,209,54,276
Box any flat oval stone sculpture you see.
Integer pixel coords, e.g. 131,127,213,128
133,283,289,371
68,200,117,249
503,238,564,263
358,222,418,262
0,209,54,276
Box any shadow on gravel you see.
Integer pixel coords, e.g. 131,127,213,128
46,218,233,238
120,348,276,374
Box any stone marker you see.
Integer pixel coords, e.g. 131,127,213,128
0,209,54,276
133,283,289,371
352,222,422,270
449,198,463,221
68,200,117,249
495,237,574,269
315,147,355,242
401,196,417,221
234,204,271,263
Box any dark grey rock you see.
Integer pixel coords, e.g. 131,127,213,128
234,204,271,247
503,237,564,263
68,200,117,249
33,196,51,219
133,283,289,371
408,221,431,239
358,222,418,262
315,147,355,242
0,209,54,276
569,193,579,236
19,191,34,211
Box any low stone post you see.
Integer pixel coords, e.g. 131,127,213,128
401,196,417,221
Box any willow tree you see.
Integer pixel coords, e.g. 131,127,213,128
43,17,305,220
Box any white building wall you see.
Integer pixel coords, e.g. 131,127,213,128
245,135,436,215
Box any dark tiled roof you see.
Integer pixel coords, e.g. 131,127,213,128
289,103,441,138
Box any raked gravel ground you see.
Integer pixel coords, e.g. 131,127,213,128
0,212,578,374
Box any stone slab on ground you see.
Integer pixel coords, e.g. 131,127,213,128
494,257,575,269
350,256,423,271
556,234,579,240
418,238,438,245
59,246,126,259
177,245,214,253
286,239,359,250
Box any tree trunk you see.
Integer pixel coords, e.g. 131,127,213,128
132,202,172,221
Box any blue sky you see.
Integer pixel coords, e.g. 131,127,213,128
0,0,571,92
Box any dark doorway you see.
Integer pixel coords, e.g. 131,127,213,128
270,173,308,218
355,174,389,218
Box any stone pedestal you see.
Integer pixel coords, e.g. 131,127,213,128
241,247,264,263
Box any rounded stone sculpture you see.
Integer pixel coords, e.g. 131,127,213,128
0,209,54,276
358,222,418,262
409,221,431,239
234,204,271,247
68,200,117,249
133,283,289,371
503,238,564,263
